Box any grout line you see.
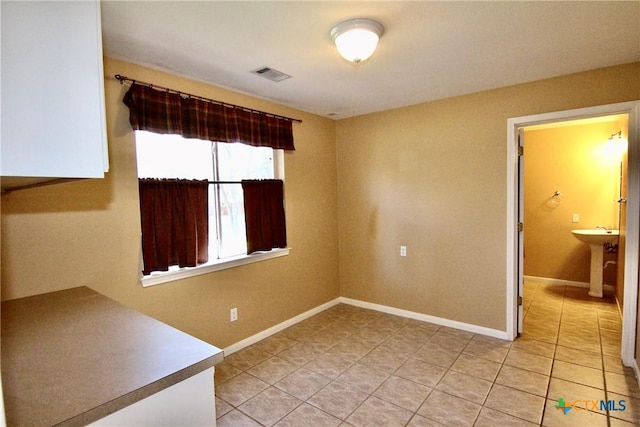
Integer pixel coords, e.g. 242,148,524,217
539,283,562,427
597,309,613,427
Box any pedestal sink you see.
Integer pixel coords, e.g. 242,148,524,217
571,229,619,298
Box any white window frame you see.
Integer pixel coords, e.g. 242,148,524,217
138,143,290,288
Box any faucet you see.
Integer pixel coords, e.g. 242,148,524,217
596,225,612,233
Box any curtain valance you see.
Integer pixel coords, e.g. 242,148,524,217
123,83,295,150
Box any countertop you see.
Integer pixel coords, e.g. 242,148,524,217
1,287,223,426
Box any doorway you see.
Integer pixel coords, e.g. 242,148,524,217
506,101,640,367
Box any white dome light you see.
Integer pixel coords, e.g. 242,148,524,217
330,18,384,64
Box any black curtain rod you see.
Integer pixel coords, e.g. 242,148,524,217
114,74,302,124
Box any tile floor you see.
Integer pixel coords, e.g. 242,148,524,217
214,279,640,426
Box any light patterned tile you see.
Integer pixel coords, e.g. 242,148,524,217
604,354,634,375
417,390,481,426
450,353,501,381
279,323,317,341
602,339,622,356
605,371,640,398
396,324,437,342
607,392,640,425
438,326,474,339
462,340,509,363
336,362,390,393
212,285,624,427
278,342,325,366
394,358,448,387
406,414,446,426
325,339,375,361
512,337,556,358
274,403,341,427
253,333,299,355
346,396,413,427
434,369,492,404
226,346,272,370
217,409,263,427
299,329,346,350
216,396,234,419
598,310,622,322
215,372,270,407
495,365,549,397
304,353,354,379
238,387,302,427
378,334,425,354
215,360,244,384
541,398,607,426
599,318,622,331
248,356,299,384
504,348,553,375
413,343,460,368
404,320,441,336
552,360,604,389
470,334,512,348
547,377,605,404
307,381,368,420
485,384,544,424
556,334,601,353
610,417,640,426
373,375,432,412
274,368,331,400
554,345,602,369
358,346,408,373
427,331,471,352
475,407,537,426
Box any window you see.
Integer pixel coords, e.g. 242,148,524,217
135,131,288,285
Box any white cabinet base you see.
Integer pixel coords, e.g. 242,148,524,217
90,368,216,426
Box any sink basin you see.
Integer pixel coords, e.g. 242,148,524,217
571,229,619,245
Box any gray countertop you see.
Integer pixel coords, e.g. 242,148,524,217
1,287,223,426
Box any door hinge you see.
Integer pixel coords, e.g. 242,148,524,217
518,146,524,156
518,296,523,306
518,222,524,232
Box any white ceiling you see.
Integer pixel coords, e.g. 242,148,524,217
101,1,640,120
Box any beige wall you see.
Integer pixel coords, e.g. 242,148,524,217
0,58,340,348
336,62,640,332
2,59,638,345
523,120,626,285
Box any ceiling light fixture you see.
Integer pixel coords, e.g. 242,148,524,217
330,18,384,64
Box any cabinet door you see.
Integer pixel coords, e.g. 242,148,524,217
1,1,108,179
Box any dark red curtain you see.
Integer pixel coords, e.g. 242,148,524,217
139,179,209,275
123,83,295,150
241,180,287,254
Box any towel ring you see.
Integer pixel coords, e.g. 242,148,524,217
550,191,564,205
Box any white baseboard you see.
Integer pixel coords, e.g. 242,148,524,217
524,275,614,292
339,297,509,340
223,297,509,356
223,298,341,356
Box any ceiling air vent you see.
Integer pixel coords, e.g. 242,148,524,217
251,67,291,82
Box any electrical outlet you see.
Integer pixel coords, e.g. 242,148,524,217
230,308,238,322
572,213,580,223
400,246,407,257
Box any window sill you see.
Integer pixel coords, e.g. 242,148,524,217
140,248,290,287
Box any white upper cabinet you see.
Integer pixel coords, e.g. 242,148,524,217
1,1,108,190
